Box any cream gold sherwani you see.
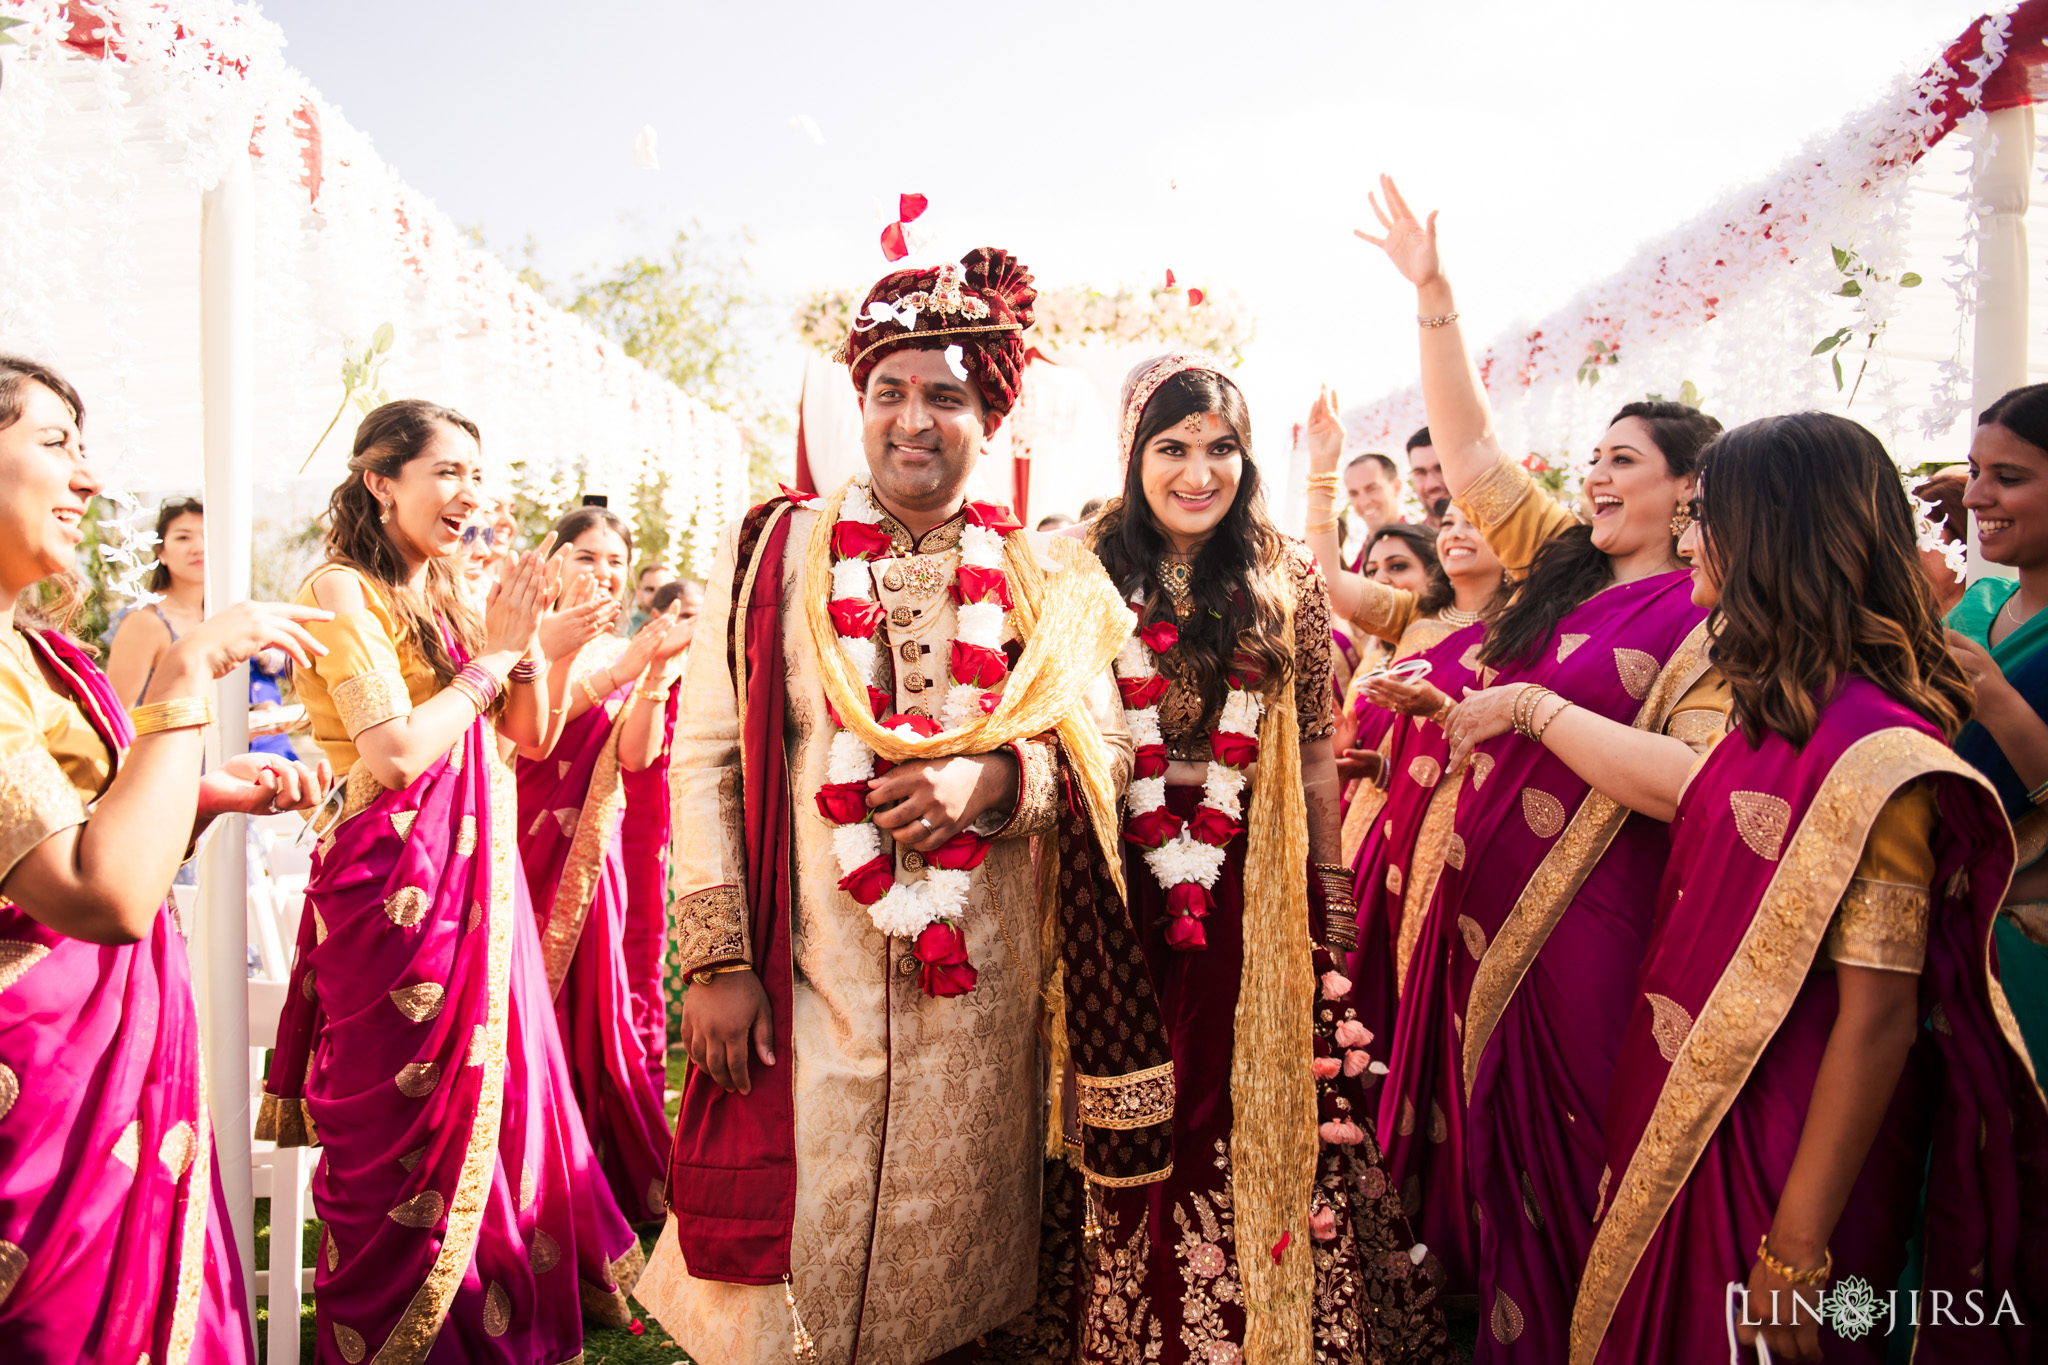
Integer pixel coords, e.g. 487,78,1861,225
637,498,1131,1364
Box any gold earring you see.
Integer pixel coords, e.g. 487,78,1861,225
1669,506,1692,538
380,500,392,525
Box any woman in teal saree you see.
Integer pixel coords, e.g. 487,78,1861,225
1946,382,2048,1072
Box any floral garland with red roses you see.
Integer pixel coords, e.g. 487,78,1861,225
810,480,1025,997
1112,597,1265,950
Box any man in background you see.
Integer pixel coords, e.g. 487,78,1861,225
1342,451,1403,569
630,560,677,633
1406,426,1447,529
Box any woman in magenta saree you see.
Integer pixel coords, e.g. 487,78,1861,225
260,401,642,1364
0,355,335,1363
514,505,685,1225
1360,179,1727,1342
1571,414,2048,1363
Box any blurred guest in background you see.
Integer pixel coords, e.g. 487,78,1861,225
105,495,206,708
629,559,675,634
1406,425,1448,529
1035,511,1074,531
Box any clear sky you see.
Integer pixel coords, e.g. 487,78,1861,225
257,0,1991,464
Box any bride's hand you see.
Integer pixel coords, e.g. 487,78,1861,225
1354,174,1442,291
1306,386,1345,474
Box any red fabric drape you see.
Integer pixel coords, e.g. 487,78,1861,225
1011,456,1030,527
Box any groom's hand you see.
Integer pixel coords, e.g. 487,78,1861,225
867,750,1020,851
681,969,775,1095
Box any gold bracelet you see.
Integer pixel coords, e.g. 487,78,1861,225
635,682,676,701
2029,778,2048,807
1305,516,1343,534
1418,311,1460,329
130,696,215,736
689,961,753,987
1532,697,1573,743
1304,473,1343,494
577,672,609,708
1755,1234,1831,1287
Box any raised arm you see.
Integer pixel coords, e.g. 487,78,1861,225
1302,386,1372,622
103,609,168,709
1355,174,1503,500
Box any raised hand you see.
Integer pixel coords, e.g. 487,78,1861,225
168,602,333,681
640,602,692,667
610,609,678,682
1354,174,1442,291
1306,386,1346,473
538,571,618,662
485,545,551,658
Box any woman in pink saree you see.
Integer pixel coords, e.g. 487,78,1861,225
1360,178,1728,1341
260,401,643,1363
0,356,333,1363
1568,413,2048,1362
514,505,686,1225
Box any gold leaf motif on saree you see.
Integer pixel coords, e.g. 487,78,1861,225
1398,1096,1416,1136
159,1120,195,1180
395,1062,441,1097
1428,1101,1448,1143
1614,648,1658,700
1458,914,1488,960
1446,834,1467,871
519,1160,536,1209
1557,633,1590,662
0,941,51,992
552,808,579,836
112,1119,141,1171
301,969,315,1000
384,886,429,928
0,1062,16,1122
389,811,416,840
1520,1170,1544,1227
1729,791,1791,861
1520,788,1566,839
1645,993,1694,1062
388,1189,446,1228
1471,753,1496,789
1481,666,1499,687
333,1323,367,1362
1492,1289,1526,1343
1386,864,1404,896
457,816,478,858
646,1178,667,1219
530,1227,562,1274
389,982,447,1023
558,760,572,779
0,1240,23,1308
324,1227,339,1271
1408,756,1441,788
483,1281,512,1336
468,899,484,932
397,1147,424,1172
1459,642,1484,674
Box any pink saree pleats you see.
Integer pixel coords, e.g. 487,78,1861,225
263,713,642,1364
515,680,674,1225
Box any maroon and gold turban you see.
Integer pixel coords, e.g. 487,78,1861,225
836,247,1038,421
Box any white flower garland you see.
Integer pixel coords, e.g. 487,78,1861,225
1113,594,1264,948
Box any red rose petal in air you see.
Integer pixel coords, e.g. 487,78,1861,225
898,193,929,223
879,221,908,262
1165,268,1177,289
1187,287,1205,307
628,1319,646,1336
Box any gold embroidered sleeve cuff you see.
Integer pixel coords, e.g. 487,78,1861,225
331,667,413,739
1075,1060,1175,1130
1823,877,1931,974
1457,455,1536,532
980,738,1059,839
0,747,88,884
1664,708,1728,753
672,884,751,978
255,1088,320,1148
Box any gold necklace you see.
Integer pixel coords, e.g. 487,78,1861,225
1437,604,1481,628
2000,589,2037,630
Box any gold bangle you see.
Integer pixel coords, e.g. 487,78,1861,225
1304,473,1343,493
447,674,492,715
689,961,752,986
1305,517,1343,534
1418,311,1460,329
1756,1234,1831,1287
634,683,675,701
2029,778,2048,807
130,696,215,736
1532,697,1573,743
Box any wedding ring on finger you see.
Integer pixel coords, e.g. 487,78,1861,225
919,816,934,833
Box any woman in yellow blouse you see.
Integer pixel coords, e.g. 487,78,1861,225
257,399,644,1362
0,354,332,1364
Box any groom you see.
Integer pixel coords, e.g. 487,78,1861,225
635,248,1138,1363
